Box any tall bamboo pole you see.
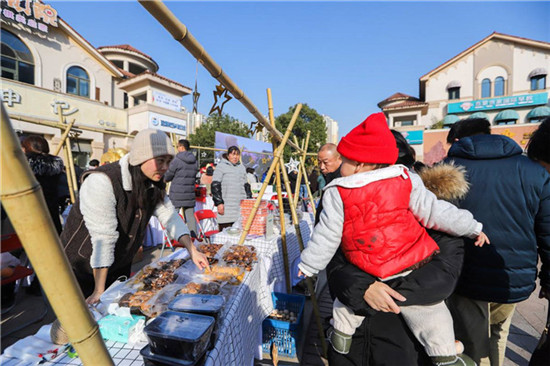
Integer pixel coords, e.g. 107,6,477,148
63,143,76,204
292,134,309,208
137,0,302,153
294,132,316,218
53,119,76,156
237,105,302,246
65,135,79,195
267,89,291,294
278,153,328,358
0,105,113,365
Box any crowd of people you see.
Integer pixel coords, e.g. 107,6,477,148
1,114,549,365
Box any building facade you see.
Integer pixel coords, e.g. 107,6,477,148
1,0,194,168
323,114,339,144
380,32,549,163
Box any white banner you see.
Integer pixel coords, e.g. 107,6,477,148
152,90,181,112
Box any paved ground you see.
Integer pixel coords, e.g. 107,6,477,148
2,251,547,365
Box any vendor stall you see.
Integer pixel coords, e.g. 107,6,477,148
1,215,313,366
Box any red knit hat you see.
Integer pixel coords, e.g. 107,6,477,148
337,113,398,164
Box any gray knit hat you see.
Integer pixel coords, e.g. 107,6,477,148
128,129,174,166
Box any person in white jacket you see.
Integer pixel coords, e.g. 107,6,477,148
298,113,488,366
61,129,209,305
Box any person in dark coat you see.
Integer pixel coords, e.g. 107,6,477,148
22,135,64,234
444,118,550,365
527,116,550,174
164,139,198,238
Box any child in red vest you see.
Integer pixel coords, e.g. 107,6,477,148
298,113,488,366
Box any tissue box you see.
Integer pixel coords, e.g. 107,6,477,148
98,314,145,343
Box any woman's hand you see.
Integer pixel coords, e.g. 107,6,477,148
86,290,103,305
190,245,210,271
217,204,225,215
363,281,406,314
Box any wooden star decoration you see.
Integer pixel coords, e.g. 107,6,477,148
209,83,232,116
192,80,200,114
262,157,268,164
285,157,300,174
201,152,207,158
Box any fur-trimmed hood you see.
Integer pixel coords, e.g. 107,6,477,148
417,162,469,202
26,152,64,177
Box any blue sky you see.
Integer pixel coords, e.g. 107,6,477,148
50,1,550,136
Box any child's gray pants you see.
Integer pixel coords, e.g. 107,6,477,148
333,298,457,357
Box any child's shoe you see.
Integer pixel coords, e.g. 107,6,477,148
327,327,352,354
431,354,477,366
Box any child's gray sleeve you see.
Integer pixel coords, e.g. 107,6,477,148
409,173,482,238
298,187,344,277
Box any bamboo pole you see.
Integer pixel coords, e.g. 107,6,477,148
0,105,113,365
191,145,272,156
137,0,302,153
278,153,328,358
292,135,309,208
267,89,291,294
237,104,302,246
63,143,76,204
53,119,77,156
294,132,316,218
9,113,135,138
65,135,79,196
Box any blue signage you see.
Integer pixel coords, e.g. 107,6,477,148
448,92,548,114
401,130,423,145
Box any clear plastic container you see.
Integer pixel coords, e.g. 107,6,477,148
168,294,224,348
144,311,214,361
140,344,206,366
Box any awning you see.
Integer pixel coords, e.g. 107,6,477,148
446,80,462,90
468,112,490,121
443,114,460,124
526,106,550,120
494,109,519,123
528,68,547,78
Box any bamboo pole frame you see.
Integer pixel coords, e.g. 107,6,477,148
292,132,310,208
137,0,302,153
53,119,76,156
55,105,78,204
293,133,316,218
277,153,328,358
267,89,291,294
237,104,302,246
0,105,113,365
66,135,79,196
63,142,76,204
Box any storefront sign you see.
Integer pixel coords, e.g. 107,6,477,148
1,88,21,107
448,92,548,114
149,112,187,135
152,91,182,113
1,0,58,33
400,130,423,145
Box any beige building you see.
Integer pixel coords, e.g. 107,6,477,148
1,1,193,167
323,114,339,144
380,32,549,161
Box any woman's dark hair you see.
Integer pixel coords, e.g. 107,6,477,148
206,166,214,176
22,135,50,154
453,118,491,140
128,164,166,210
527,117,550,164
391,130,416,168
227,146,241,155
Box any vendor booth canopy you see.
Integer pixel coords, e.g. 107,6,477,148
443,114,460,125
468,112,490,121
494,109,519,124
526,106,550,123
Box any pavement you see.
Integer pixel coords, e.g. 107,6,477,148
1,251,548,365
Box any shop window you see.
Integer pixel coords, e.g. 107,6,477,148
448,87,460,100
129,62,146,75
496,120,516,125
481,78,491,98
394,116,416,127
531,75,546,91
67,66,90,97
1,29,34,85
494,77,505,96
111,60,123,69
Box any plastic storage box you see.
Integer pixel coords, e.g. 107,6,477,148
140,344,206,366
264,292,305,331
144,311,214,362
168,294,225,347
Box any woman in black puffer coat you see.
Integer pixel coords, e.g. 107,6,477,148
22,135,64,234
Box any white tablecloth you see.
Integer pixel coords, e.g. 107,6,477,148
1,218,314,366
